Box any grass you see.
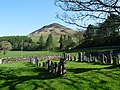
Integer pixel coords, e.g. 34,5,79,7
0,61,120,90
0,51,62,58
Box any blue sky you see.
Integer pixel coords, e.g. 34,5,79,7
0,0,77,36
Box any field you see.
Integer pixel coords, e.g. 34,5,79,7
0,51,62,58
0,61,120,90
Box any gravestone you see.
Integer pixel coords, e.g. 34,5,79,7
82,52,86,61
78,52,82,62
48,60,51,72
89,54,93,62
113,55,119,65
43,62,46,69
61,58,66,75
68,54,71,61
104,55,107,64
102,54,105,64
45,61,48,70
0,59,2,64
107,54,112,64
70,56,72,61
116,55,119,65
58,62,62,76
54,62,58,73
74,56,76,61
51,63,55,73
35,56,39,66
32,57,36,64
94,56,97,62
118,54,120,64
58,58,66,76
63,53,67,59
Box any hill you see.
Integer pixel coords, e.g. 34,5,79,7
29,23,77,36
28,23,78,42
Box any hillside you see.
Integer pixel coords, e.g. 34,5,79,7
28,23,78,47
29,23,77,36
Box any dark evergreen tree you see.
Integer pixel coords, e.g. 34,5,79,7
59,35,64,50
45,34,53,50
37,34,45,50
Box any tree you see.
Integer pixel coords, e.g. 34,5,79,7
37,34,45,50
84,24,97,41
45,34,53,50
0,41,12,54
75,29,84,45
55,0,120,28
59,35,64,50
97,14,120,37
59,34,76,50
66,35,73,50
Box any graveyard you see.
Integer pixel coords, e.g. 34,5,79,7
0,0,120,90
0,50,120,90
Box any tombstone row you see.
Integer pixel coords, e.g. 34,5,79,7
42,58,66,76
63,52,120,65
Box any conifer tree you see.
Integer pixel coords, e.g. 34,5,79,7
46,34,53,50
37,34,45,50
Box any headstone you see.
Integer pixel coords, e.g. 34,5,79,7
51,63,55,73
63,53,67,59
43,62,46,69
104,55,107,64
70,56,72,61
58,62,62,76
116,55,119,65
107,54,112,64
63,61,66,75
48,60,51,71
61,58,66,75
68,54,71,61
82,52,86,61
118,54,120,64
102,54,105,64
32,57,36,64
112,55,119,65
54,62,58,73
74,56,76,61
0,59,2,64
78,52,82,62
50,61,54,72
94,56,97,62
89,54,93,62
45,61,48,70
110,54,113,64
35,56,39,66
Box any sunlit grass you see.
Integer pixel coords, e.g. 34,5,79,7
0,61,120,90
0,51,62,58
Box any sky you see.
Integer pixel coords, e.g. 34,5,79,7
0,0,77,37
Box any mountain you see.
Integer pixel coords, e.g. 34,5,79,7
29,23,77,36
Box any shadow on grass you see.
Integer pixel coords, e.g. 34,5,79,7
0,63,58,90
67,64,120,74
67,68,101,74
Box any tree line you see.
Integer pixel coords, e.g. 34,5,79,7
0,35,76,54
77,14,120,48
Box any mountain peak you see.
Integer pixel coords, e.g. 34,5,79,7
29,23,77,36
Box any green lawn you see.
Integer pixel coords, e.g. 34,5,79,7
0,61,120,90
0,51,62,58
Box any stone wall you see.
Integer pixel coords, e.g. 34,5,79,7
0,54,62,64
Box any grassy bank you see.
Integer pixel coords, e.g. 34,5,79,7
0,51,62,58
0,61,120,90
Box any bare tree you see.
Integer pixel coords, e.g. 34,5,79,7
55,0,120,28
